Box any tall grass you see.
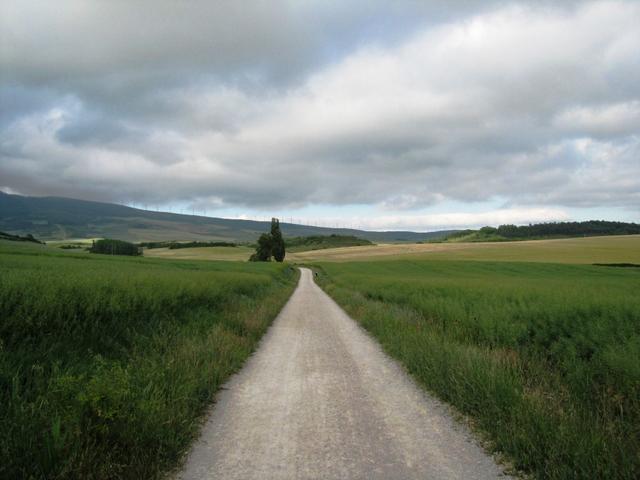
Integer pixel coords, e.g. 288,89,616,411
315,260,640,479
0,241,297,479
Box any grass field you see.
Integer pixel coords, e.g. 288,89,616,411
291,234,640,263
46,239,96,248
142,235,376,261
285,235,373,253
5,234,638,478
138,235,640,265
0,240,297,479
314,258,640,479
143,245,255,262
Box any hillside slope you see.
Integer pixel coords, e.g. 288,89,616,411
442,222,640,242
0,192,454,243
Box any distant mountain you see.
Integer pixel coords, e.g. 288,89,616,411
0,192,455,243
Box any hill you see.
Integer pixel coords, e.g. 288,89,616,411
0,192,454,243
441,221,640,243
285,234,373,252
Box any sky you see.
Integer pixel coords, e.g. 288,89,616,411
1,0,638,231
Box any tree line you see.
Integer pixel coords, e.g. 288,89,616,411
0,231,44,244
490,220,640,238
90,239,141,256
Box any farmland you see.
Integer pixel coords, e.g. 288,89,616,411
285,234,373,252
139,235,640,265
0,240,297,479
292,234,640,263
314,258,640,479
143,244,255,262
3,232,639,479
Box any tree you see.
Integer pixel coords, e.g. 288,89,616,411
248,218,286,262
270,218,286,262
253,233,273,261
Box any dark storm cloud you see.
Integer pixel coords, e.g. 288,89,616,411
55,111,135,146
1,0,639,219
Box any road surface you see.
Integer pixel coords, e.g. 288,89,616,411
178,268,511,479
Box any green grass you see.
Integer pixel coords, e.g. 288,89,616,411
285,234,373,252
0,240,297,479
315,259,640,479
143,245,255,262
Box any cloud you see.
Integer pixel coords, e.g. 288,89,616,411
553,101,640,137
358,208,571,231
277,207,571,232
1,0,639,226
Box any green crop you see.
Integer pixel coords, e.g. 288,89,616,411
316,259,640,479
0,241,297,479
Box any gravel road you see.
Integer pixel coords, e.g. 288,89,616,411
178,268,511,480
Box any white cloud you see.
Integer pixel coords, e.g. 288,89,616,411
303,208,571,232
553,101,640,136
1,1,639,219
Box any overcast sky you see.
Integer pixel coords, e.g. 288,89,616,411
1,0,638,231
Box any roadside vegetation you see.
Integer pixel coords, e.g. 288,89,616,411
285,234,372,252
0,240,297,479
315,259,640,479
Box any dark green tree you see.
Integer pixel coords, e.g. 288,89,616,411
250,233,273,262
89,238,141,256
270,218,286,262
248,218,286,262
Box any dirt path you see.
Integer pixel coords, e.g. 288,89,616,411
178,268,511,479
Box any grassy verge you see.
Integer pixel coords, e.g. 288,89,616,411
314,260,639,479
0,241,297,479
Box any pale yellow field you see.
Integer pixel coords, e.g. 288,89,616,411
141,235,640,264
46,238,97,247
143,246,255,261
287,235,640,264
